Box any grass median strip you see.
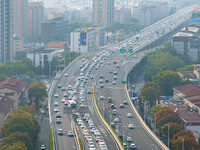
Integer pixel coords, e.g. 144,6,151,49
78,137,84,150
49,129,53,150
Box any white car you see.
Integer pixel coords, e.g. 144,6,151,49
54,108,59,112
128,124,134,129
54,101,59,106
127,113,132,118
126,137,132,142
64,73,68,77
54,93,59,98
130,143,136,149
61,98,66,103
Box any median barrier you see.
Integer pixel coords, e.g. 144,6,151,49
93,87,123,150
125,85,169,150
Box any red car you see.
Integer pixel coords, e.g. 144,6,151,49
95,136,102,142
119,104,125,108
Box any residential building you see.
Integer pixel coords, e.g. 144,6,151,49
28,2,44,41
0,78,32,109
173,26,200,62
161,101,200,137
0,96,15,128
41,17,68,43
178,64,200,86
13,35,24,58
27,49,59,67
93,0,114,27
0,0,14,63
13,0,28,38
70,27,104,53
173,84,200,111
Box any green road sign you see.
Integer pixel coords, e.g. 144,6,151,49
121,81,127,84
128,49,133,53
120,49,125,53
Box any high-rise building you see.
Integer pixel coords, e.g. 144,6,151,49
28,2,43,41
13,0,28,38
0,0,14,63
41,17,68,43
93,0,114,27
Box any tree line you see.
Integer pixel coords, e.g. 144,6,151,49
0,106,40,150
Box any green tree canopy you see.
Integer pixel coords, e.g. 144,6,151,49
2,132,32,150
177,65,194,71
150,104,165,117
1,109,40,144
0,142,27,150
0,74,7,82
138,82,161,106
152,70,192,96
28,81,47,107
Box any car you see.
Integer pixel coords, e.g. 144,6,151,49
88,142,95,147
54,93,59,98
56,118,61,124
113,60,117,64
98,140,105,145
109,69,113,73
130,143,136,149
111,122,115,128
123,100,128,105
86,136,93,142
61,87,65,91
89,146,96,150
64,93,68,97
96,136,102,142
108,97,112,102
56,112,61,118
100,84,104,88
123,143,127,148
64,101,68,106
114,71,118,75
126,137,132,142
100,75,104,79
112,109,117,115
58,129,63,135
54,101,58,106
112,81,116,85
105,78,109,82
113,76,117,80
119,104,125,108
110,104,115,109
54,108,59,112
100,96,105,100
61,98,66,103
128,124,134,129
64,73,68,77
107,61,111,65
116,64,120,68
114,118,119,123
87,89,92,94
127,113,132,118
41,144,46,150
99,79,104,83
57,84,62,88
68,131,74,137
134,54,137,58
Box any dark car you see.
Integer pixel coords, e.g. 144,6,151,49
110,104,115,109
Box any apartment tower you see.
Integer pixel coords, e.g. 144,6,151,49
93,0,114,27
13,0,28,38
28,2,43,41
0,0,14,63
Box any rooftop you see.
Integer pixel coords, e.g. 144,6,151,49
0,78,32,92
181,27,199,33
0,96,14,115
174,84,200,97
173,32,194,37
178,71,196,79
161,102,200,125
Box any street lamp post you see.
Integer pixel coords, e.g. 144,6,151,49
179,137,184,150
165,124,170,148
